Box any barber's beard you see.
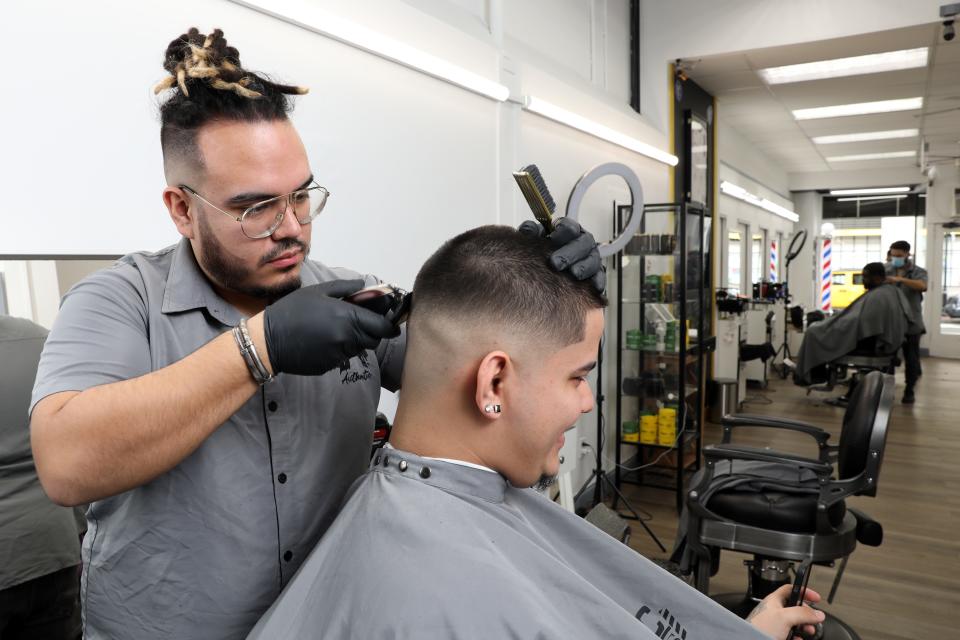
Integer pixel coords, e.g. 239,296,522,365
533,474,558,492
197,212,308,302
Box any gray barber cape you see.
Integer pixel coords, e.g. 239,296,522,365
795,283,920,384
247,447,767,639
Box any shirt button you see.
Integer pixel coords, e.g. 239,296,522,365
277,473,287,484
283,550,293,562
268,401,278,412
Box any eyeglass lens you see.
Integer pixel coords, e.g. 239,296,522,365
241,187,328,238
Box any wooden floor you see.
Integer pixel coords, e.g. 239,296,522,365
616,357,960,639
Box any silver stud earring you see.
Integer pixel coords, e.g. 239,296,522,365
484,404,502,414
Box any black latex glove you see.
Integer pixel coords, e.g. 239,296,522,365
518,217,606,293
263,279,400,376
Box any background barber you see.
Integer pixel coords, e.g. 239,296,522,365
1,315,84,639
885,240,927,404
29,27,602,640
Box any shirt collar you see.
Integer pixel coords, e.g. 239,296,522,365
161,237,319,326
372,447,509,503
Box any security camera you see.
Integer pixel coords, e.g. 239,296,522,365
943,3,960,40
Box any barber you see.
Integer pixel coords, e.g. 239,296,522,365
29,28,602,640
885,240,927,404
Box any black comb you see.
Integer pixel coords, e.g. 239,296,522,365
513,164,556,232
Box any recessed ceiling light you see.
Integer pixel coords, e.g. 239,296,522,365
836,195,908,202
758,47,928,84
794,97,922,120
813,129,919,145
829,186,911,195
826,151,916,162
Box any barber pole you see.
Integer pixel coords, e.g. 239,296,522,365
820,237,832,312
769,241,778,282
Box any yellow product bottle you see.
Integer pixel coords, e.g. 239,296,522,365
622,420,640,442
640,414,658,444
657,407,677,445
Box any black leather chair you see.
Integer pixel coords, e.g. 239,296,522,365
805,337,899,405
683,371,893,640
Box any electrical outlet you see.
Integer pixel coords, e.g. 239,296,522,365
579,438,591,458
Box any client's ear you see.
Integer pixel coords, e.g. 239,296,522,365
475,351,509,420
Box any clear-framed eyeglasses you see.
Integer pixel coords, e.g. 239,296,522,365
180,181,330,239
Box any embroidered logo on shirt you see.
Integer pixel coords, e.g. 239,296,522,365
339,351,373,384
636,606,688,639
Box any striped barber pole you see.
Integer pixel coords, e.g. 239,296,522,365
769,241,778,282
821,237,832,312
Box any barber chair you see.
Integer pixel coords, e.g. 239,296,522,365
684,371,893,640
806,337,899,406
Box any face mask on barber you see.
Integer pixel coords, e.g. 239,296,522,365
890,256,907,268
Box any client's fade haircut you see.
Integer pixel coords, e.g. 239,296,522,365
862,262,887,289
154,28,307,176
411,225,607,346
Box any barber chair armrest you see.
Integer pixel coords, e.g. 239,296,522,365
848,507,883,546
720,414,832,461
702,444,833,477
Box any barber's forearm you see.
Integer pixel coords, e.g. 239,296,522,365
31,315,271,506
902,278,927,292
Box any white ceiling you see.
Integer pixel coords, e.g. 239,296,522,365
686,23,960,180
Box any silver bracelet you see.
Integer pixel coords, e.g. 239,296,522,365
233,318,274,385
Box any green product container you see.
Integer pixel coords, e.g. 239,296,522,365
664,321,678,351
643,333,657,351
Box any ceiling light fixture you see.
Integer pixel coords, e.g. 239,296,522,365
720,180,799,222
836,195,908,202
523,96,679,166
793,97,923,121
812,129,919,145
758,47,928,84
826,150,916,162
229,0,510,102
829,186,911,195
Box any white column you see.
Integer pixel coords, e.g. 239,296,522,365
925,168,960,357
789,191,822,312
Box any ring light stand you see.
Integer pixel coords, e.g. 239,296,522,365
774,229,807,379
567,163,664,552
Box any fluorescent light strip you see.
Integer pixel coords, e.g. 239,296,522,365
829,186,911,195
793,97,922,121
229,0,509,101
523,96,678,166
827,150,916,162
759,47,928,85
720,180,799,222
813,129,919,145
836,195,908,202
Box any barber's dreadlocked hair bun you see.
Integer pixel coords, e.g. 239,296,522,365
156,28,308,172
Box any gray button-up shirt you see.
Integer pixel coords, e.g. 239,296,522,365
1,316,83,591
885,261,927,334
31,238,405,639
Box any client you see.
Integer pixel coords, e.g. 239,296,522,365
794,262,921,385
248,225,822,639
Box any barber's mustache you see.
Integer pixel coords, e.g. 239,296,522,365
260,239,309,266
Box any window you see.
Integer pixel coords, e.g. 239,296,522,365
832,235,882,270
942,230,960,335
751,233,764,283
727,229,741,294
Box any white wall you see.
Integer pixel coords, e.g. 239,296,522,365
640,0,948,135
714,122,796,301
0,0,670,492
